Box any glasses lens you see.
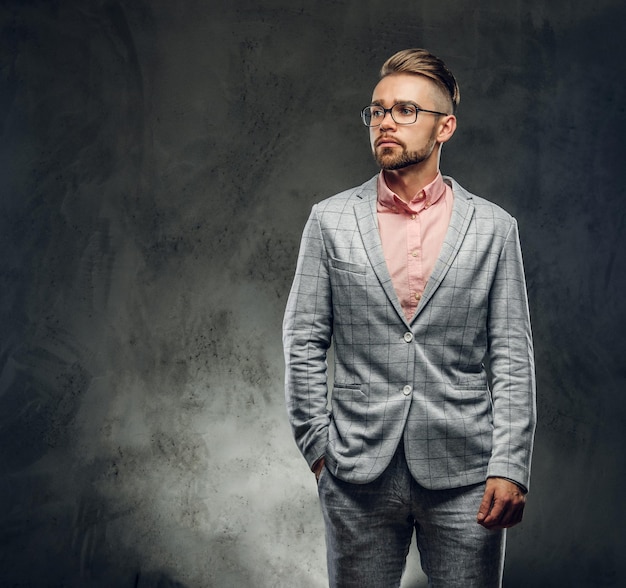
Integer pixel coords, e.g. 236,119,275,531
391,103,418,124
362,106,383,127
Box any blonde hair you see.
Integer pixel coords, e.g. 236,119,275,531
380,49,460,114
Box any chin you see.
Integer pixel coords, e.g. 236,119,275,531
377,156,410,171
376,151,403,170
383,162,413,171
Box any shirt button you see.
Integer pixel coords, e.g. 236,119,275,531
415,292,422,301
411,214,416,220
403,332,413,343
403,385,413,396
412,251,418,257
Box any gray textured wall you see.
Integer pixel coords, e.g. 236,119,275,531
1,1,625,587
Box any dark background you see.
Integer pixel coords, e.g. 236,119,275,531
1,1,625,587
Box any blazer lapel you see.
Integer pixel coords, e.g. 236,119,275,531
411,178,475,322
353,178,408,324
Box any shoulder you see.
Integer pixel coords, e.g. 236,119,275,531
445,176,515,227
313,175,378,216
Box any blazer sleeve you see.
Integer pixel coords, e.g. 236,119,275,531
283,205,333,469
486,218,537,491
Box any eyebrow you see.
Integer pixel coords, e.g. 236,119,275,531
369,99,421,107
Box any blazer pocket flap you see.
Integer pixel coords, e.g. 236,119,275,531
329,256,367,275
455,374,488,389
331,384,365,399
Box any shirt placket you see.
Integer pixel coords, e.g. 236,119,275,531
406,208,424,317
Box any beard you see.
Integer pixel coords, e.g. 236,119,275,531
374,131,438,171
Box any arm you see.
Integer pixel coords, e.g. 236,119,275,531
283,206,333,471
479,219,537,527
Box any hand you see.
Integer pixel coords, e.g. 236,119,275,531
312,457,326,483
477,477,526,529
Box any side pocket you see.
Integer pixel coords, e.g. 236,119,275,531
455,374,488,390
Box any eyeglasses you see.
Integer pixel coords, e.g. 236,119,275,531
361,102,448,127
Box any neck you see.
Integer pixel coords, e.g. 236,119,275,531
382,159,440,203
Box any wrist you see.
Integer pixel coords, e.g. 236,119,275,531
312,456,326,480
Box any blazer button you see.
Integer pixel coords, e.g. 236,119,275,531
403,385,413,396
403,332,413,343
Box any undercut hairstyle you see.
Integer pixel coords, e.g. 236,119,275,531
380,49,460,114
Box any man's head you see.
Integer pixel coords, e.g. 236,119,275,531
365,49,459,173
380,48,460,115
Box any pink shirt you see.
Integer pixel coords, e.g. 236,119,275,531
377,171,454,321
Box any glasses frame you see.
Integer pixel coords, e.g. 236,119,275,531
361,101,449,127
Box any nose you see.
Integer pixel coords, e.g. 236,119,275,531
379,109,396,131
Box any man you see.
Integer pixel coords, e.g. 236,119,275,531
283,48,536,588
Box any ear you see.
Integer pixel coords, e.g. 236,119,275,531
436,115,457,144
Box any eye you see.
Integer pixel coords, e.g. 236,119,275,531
398,104,416,116
370,108,384,119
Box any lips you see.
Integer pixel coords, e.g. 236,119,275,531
376,137,402,148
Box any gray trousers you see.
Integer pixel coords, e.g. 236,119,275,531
317,444,506,588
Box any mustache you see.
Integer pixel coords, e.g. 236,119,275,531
375,136,405,148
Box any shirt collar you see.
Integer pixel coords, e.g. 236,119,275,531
377,171,447,213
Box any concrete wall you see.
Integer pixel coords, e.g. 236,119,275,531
1,1,625,586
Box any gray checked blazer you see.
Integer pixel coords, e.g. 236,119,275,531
283,175,536,491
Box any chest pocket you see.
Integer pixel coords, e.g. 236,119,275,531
329,256,367,275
